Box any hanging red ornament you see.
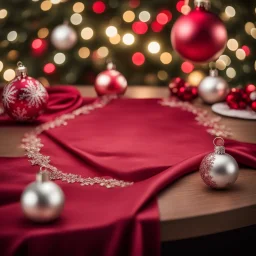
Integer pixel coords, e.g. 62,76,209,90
226,88,248,110
248,91,256,112
168,77,185,96
2,62,49,121
171,0,227,63
177,85,198,101
94,62,128,96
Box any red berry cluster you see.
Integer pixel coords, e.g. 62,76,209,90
226,84,256,112
168,77,198,101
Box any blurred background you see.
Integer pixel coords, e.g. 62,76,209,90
0,0,255,87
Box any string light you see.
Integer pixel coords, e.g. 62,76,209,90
41,1,52,11
123,10,135,22
73,2,85,13
216,59,226,70
3,69,15,81
160,52,172,64
70,13,82,25
7,31,17,42
225,6,236,17
54,53,66,64
122,33,135,45
78,47,90,58
97,46,109,58
38,28,49,38
148,41,160,54
139,11,150,22
236,49,246,60
81,27,93,40
157,70,168,81
0,61,4,72
245,22,255,35
219,55,231,66
188,71,205,86
132,52,145,66
227,39,238,51
226,67,236,78
105,26,118,37
0,9,7,19
109,34,121,44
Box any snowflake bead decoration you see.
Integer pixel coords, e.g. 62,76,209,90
2,62,49,121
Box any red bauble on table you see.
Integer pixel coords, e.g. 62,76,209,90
171,0,227,63
177,85,198,101
95,62,128,96
248,91,256,112
168,77,185,96
226,88,248,110
245,84,256,95
2,62,49,121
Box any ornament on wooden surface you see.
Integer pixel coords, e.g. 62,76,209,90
51,23,77,50
95,62,128,96
21,171,65,222
248,91,256,112
199,137,239,189
2,62,49,121
226,88,248,110
171,0,227,63
198,69,229,104
169,77,186,96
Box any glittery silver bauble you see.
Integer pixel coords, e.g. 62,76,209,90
198,69,229,104
21,171,65,222
51,24,77,50
199,137,239,189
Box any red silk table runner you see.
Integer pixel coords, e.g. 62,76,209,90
0,86,255,256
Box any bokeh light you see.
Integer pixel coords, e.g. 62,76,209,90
70,13,82,25
0,9,8,19
157,70,168,81
139,11,150,22
78,47,90,58
156,13,168,25
148,41,160,54
73,2,85,13
236,49,246,60
122,33,135,45
44,63,56,74
3,69,15,81
227,39,239,51
225,6,236,17
188,71,205,86
242,45,250,56
226,67,236,78
92,1,106,14
41,1,52,11
181,62,194,73
216,59,226,70
123,10,135,22
97,46,109,58
132,52,145,66
106,26,118,37
0,61,3,72
160,52,172,64
7,31,17,42
54,52,66,64
151,21,163,32
132,22,148,34
81,27,94,40
38,28,49,38
245,22,255,35
109,34,121,44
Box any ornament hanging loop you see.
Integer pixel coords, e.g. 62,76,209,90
194,0,211,10
213,137,224,147
16,61,27,77
213,137,225,154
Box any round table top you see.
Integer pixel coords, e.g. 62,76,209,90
0,86,255,241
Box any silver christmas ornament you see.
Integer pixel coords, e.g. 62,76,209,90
21,171,65,222
198,69,229,104
199,137,239,189
51,23,77,50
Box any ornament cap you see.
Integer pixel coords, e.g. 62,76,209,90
106,61,116,70
209,69,218,77
37,169,50,182
194,0,210,10
16,61,27,77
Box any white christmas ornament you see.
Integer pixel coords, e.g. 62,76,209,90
198,69,229,104
21,171,65,222
199,137,239,189
51,23,77,50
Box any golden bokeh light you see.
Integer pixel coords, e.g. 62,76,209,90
41,1,52,11
148,41,160,54
0,9,8,19
109,34,121,44
73,2,85,13
123,10,135,23
122,33,135,45
3,69,15,81
227,39,238,51
226,67,236,78
78,47,90,58
160,52,172,64
105,26,118,37
81,27,94,40
38,28,49,38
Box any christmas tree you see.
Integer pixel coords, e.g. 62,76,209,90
0,0,255,87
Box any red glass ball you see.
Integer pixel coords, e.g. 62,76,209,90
2,76,49,121
95,68,127,96
177,86,198,101
171,7,227,63
169,77,185,96
249,91,256,112
226,88,248,110
245,84,256,95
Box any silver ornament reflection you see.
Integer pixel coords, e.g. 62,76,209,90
198,69,229,104
21,171,65,222
51,24,77,50
199,137,239,189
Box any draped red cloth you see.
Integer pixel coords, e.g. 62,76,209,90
0,86,255,256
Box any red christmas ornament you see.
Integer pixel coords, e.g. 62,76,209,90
226,88,248,110
169,77,185,96
95,62,128,96
245,84,256,95
2,62,49,121
177,85,198,101
171,0,227,63
248,91,256,112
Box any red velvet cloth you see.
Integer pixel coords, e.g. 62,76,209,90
0,86,256,256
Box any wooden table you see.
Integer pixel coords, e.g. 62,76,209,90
1,86,256,242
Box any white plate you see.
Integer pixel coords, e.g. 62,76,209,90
212,102,256,120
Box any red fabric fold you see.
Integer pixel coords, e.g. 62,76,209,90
0,87,255,256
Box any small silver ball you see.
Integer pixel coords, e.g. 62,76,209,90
51,24,77,50
21,179,65,222
198,76,229,104
200,153,239,189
